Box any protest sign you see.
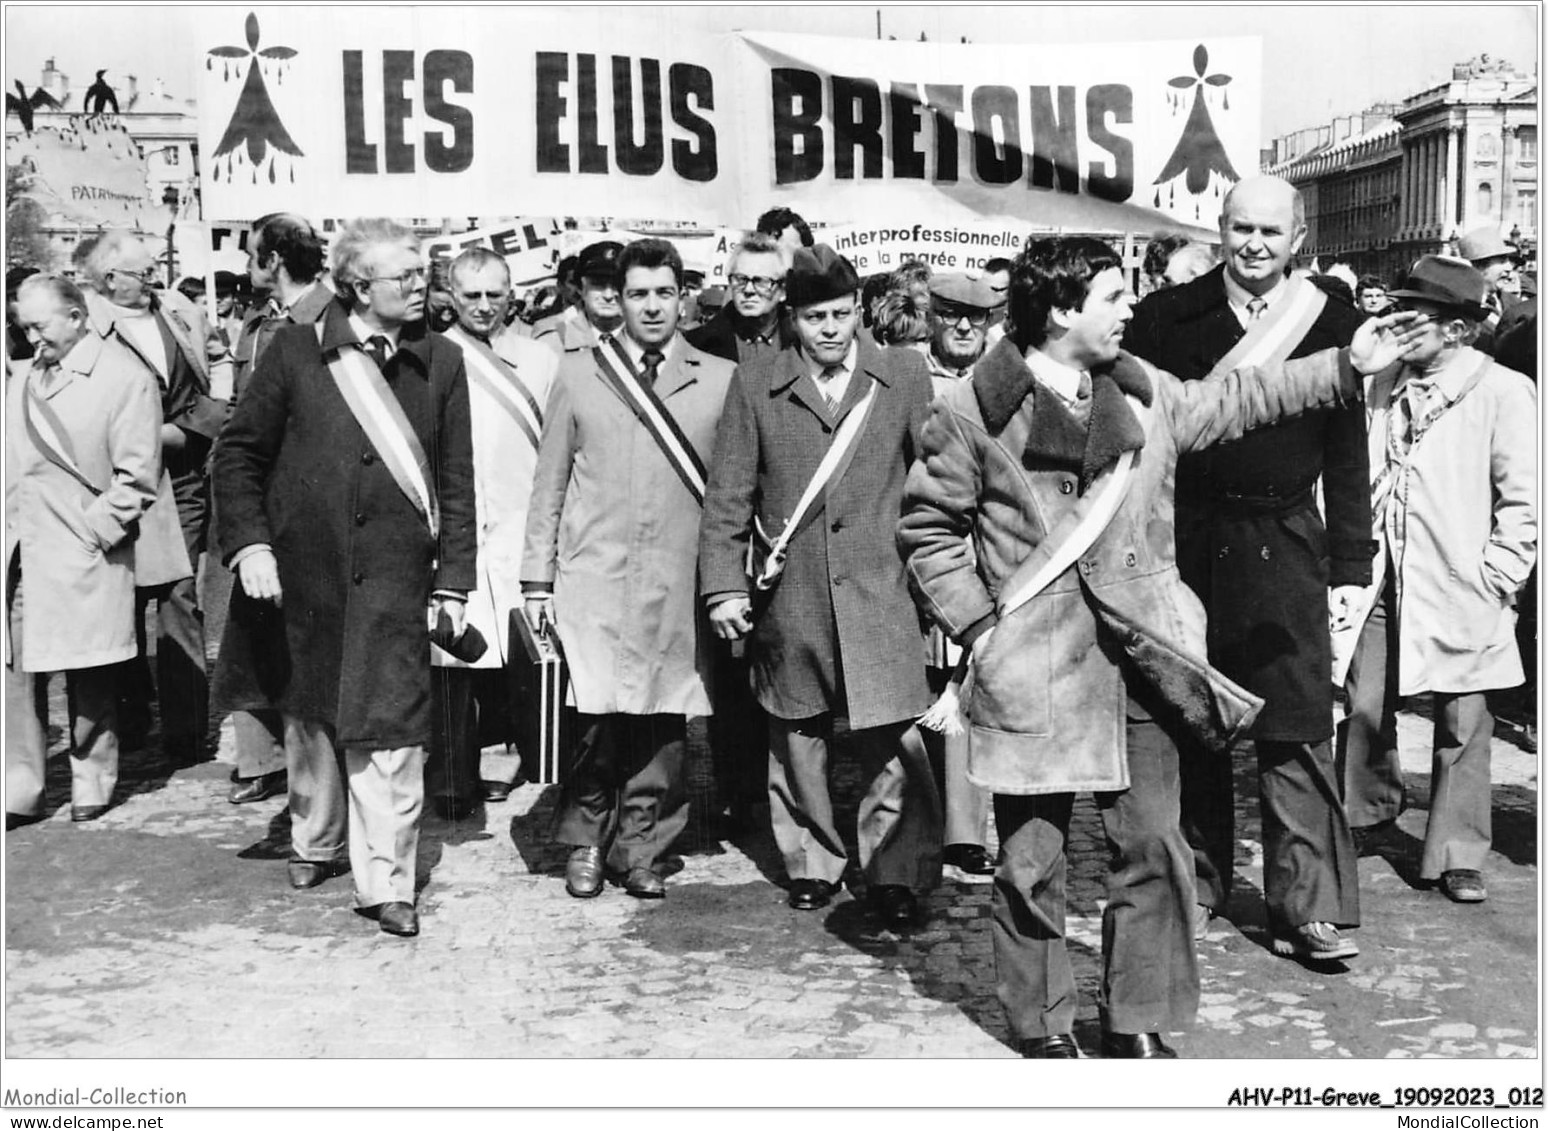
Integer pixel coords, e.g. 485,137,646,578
6,114,158,228
197,8,1257,234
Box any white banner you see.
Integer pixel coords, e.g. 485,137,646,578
198,9,1259,234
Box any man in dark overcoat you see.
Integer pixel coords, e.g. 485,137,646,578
1124,175,1371,962
699,244,942,927
213,218,476,938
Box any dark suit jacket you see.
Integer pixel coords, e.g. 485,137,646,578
1124,264,1372,739
685,302,795,363
212,299,476,747
699,337,934,730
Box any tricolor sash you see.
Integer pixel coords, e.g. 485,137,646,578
592,337,707,506
444,326,544,454
316,324,440,538
23,374,103,497
1205,274,1329,381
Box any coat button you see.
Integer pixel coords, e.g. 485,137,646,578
1218,546,1231,559
353,571,364,584
1260,546,1272,560
362,451,375,465
1124,552,1137,567
1060,480,1074,495
831,519,843,532
354,512,367,527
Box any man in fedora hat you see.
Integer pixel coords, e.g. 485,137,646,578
699,244,943,927
1334,254,1537,906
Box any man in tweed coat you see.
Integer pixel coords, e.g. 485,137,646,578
699,245,943,927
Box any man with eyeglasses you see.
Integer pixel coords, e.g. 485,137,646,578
429,248,559,818
688,232,793,366
83,231,231,769
925,273,997,382
533,240,624,358
214,218,477,938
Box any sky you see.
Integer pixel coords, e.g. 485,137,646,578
3,3,1538,140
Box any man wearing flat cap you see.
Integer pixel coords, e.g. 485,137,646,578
925,273,996,385
533,240,625,359
699,244,943,927
1457,226,1532,353
1334,255,1537,907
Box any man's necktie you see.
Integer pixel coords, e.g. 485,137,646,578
818,364,842,410
1374,373,1437,555
641,348,664,391
1246,297,1267,322
364,334,392,372
33,360,60,396
1070,371,1093,427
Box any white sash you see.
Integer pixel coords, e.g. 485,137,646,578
22,374,102,497
318,326,439,538
1206,274,1328,380
444,326,543,453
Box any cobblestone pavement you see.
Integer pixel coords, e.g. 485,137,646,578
3,570,1538,1063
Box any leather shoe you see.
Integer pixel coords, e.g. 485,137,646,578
871,884,920,929
787,878,836,910
1019,1034,1082,1058
6,811,44,831
1440,869,1487,903
1101,1031,1177,1059
943,843,996,877
480,779,514,803
288,859,345,889
565,846,605,899
1352,817,1399,855
376,901,419,937
229,770,287,805
431,796,481,822
624,867,666,899
70,804,109,823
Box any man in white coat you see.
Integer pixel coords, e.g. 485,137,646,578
5,276,164,827
430,249,559,818
522,238,734,899
1334,256,1537,904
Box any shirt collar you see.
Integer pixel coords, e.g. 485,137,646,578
1222,270,1289,319
616,330,676,370
1399,347,1475,403
803,339,857,381
1024,346,1085,406
348,312,400,354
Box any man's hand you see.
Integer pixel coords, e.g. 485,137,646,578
1328,584,1363,632
1350,310,1425,375
708,595,754,641
159,423,187,451
430,594,467,639
524,595,554,635
237,548,282,605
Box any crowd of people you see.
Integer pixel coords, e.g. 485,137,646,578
2,176,1536,1058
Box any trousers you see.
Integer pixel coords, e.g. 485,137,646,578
283,714,425,906
428,667,512,802
554,713,687,874
1338,578,1494,879
768,715,943,892
992,710,1198,1038
5,579,119,814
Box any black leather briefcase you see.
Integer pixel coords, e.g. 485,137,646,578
508,609,571,785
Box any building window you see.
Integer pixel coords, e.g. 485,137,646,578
164,147,180,166
1519,127,1538,163
1518,188,1536,229
1478,183,1494,216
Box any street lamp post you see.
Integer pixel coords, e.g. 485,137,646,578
162,184,180,287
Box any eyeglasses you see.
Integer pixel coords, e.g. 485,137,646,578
933,303,989,327
110,266,157,286
456,290,507,304
365,266,429,294
728,273,785,295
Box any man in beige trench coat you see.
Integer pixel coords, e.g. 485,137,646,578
522,238,735,900
5,276,166,827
